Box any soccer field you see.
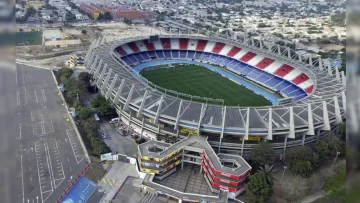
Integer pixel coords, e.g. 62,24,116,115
140,65,272,106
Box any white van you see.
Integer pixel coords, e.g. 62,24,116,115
109,117,119,124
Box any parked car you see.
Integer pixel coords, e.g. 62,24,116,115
102,133,110,139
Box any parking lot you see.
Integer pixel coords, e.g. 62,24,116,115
0,64,88,203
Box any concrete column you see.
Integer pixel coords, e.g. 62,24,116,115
106,73,118,99
298,54,302,62
96,63,107,86
341,71,346,86
137,90,149,117
127,111,132,132
318,57,323,70
174,100,183,130
140,118,145,139
287,47,291,59
89,55,99,74
114,80,125,105
93,59,103,79
322,101,331,131
302,133,306,146
155,96,164,123
267,108,273,140
176,128,180,138
335,67,341,81
123,84,135,111
240,136,245,156
283,136,288,152
218,106,227,154
316,129,320,141
101,68,112,93
277,44,281,56
309,56,313,66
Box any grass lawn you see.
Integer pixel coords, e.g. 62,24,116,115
15,31,42,46
140,64,272,106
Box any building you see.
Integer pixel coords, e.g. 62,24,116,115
138,135,251,201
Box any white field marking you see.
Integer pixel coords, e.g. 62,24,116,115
30,176,32,182
17,90,20,106
41,122,45,135
69,167,72,171
16,68,18,85
29,167,31,172
66,129,80,163
44,141,55,189
34,89,39,103
21,154,24,203
17,124,22,140
35,143,44,203
67,158,69,162
24,87,27,105
41,89,47,102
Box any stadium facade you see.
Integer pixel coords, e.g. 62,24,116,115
83,33,346,156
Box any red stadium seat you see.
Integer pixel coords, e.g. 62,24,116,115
115,47,127,56
143,40,155,51
161,38,171,49
305,85,314,93
212,42,225,53
292,73,309,84
240,52,256,62
128,42,140,52
179,38,188,50
227,47,241,57
196,40,207,51
274,64,294,77
256,57,274,69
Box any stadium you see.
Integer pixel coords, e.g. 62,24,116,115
83,33,346,201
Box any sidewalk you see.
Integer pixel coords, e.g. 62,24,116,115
300,191,327,203
99,162,139,203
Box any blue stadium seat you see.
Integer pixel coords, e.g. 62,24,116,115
163,50,171,58
156,50,165,58
133,53,144,62
180,50,187,58
294,94,307,101
265,77,283,87
140,52,150,60
128,54,139,63
194,51,202,59
187,51,195,59
147,51,156,58
208,54,219,63
121,56,133,65
171,50,180,58
274,80,292,91
201,53,212,61
282,84,299,95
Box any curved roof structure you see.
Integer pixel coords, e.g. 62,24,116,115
84,33,346,140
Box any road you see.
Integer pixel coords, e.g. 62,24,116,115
0,64,88,203
100,122,138,158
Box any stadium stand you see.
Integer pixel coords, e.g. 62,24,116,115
135,40,148,52
256,57,274,69
121,44,134,54
179,38,188,50
305,85,314,93
196,40,207,51
188,39,198,50
115,46,127,56
212,42,226,54
143,40,155,51
274,64,294,77
240,52,256,62
128,42,140,52
161,38,171,49
292,73,310,84
227,46,241,57
170,38,180,49
204,41,216,52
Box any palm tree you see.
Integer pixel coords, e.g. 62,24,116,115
257,164,276,185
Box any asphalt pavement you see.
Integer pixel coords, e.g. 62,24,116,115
100,121,138,158
0,64,88,203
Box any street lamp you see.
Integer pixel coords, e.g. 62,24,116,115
332,151,340,167
281,166,287,182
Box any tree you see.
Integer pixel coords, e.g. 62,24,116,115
67,88,81,101
145,19,150,25
91,138,111,156
78,107,93,120
57,67,73,79
245,172,272,203
250,141,275,167
257,165,276,185
81,29,87,35
123,18,131,25
103,12,113,20
91,95,107,108
78,72,92,84
82,117,99,134
286,146,319,178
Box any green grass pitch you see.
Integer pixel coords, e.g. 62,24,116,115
140,64,273,106
15,31,42,46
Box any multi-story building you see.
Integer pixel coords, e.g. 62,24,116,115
138,135,252,200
